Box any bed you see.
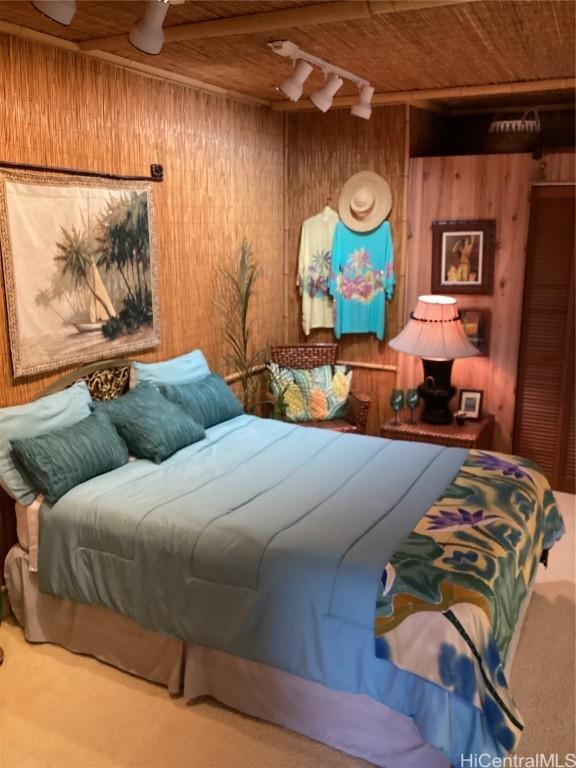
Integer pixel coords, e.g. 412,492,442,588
1,354,565,768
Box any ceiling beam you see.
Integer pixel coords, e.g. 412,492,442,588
271,78,576,111
79,0,479,52
410,100,450,114
452,102,575,116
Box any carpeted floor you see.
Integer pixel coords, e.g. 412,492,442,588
510,491,575,758
0,494,574,768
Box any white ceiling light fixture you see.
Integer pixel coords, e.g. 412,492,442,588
278,60,314,102
269,40,372,118
32,0,77,26
351,85,375,120
129,0,171,55
310,73,344,113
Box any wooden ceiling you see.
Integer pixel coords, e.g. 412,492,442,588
0,0,574,110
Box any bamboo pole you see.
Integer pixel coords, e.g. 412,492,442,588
79,0,479,52
282,114,290,344
272,78,576,111
224,365,267,385
394,103,411,389
336,360,397,373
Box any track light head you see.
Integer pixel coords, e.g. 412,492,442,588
310,74,343,113
351,85,375,120
32,0,76,26
129,0,170,55
278,60,313,102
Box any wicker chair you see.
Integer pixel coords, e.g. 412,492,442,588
269,343,370,435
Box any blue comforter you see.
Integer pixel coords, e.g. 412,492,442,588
39,415,495,762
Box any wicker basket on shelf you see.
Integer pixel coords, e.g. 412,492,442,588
486,109,541,153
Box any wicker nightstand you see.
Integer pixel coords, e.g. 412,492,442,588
380,414,494,450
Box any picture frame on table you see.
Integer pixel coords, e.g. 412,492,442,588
460,308,490,356
431,220,496,295
458,389,484,420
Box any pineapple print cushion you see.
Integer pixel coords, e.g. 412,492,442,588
267,362,352,422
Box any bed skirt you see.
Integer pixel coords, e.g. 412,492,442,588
8,543,541,768
5,545,450,767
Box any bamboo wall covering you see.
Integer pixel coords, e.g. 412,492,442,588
401,152,575,452
285,106,407,435
0,34,285,406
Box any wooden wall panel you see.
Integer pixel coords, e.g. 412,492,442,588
400,152,575,452
0,35,285,406
285,106,407,435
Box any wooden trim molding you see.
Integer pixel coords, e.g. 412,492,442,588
271,78,576,112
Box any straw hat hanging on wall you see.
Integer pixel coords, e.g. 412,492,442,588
338,170,392,233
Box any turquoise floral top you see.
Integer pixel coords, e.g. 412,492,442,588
329,220,395,340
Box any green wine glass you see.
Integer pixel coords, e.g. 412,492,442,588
390,388,404,426
406,388,420,423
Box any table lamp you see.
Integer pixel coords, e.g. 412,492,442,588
389,295,478,424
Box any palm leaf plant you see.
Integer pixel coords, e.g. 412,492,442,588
219,240,265,413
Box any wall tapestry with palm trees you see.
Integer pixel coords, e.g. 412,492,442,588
0,171,160,377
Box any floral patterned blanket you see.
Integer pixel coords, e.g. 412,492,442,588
375,450,564,755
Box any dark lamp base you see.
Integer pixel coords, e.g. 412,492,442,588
418,358,456,425
418,383,456,424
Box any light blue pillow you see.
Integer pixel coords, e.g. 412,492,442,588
0,381,92,504
132,349,211,386
11,411,129,505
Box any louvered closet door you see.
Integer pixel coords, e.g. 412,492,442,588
513,184,575,493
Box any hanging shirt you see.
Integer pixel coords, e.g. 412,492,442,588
297,206,339,335
329,220,395,341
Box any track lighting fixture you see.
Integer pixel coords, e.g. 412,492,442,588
269,40,372,119
310,73,344,113
32,0,77,26
129,0,171,55
351,85,375,120
278,60,314,102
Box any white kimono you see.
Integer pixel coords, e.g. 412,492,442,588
297,206,339,335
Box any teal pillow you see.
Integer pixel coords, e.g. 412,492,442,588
159,374,244,429
11,411,129,505
94,385,205,463
0,381,93,504
131,349,211,387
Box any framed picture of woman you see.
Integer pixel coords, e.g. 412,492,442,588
431,220,496,295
